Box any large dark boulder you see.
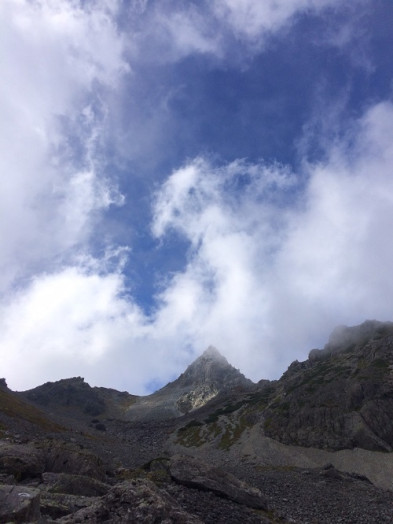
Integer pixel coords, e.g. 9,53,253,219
41,440,107,480
169,454,267,510
0,484,41,523
57,479,203,523
0,442,44,481
42,472,110,496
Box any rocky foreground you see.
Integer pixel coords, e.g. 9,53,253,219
2,320,393,522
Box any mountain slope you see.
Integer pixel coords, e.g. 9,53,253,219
3,323,393,522
18,346,254,424
262,320,393,451
172,321,393,455
0,379,62,435
20,376,138,426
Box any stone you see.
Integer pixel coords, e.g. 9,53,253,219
169,454,267,510
0,442,44,481
42,471,110,496
0,484,41,523
42,440,106,480
40,491,97,520
57,479,203,523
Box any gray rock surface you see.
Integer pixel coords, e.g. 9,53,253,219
57,479,203,523
262,320,393,451
39,491,96,520
42,472,110,496
41,440,107,480
0,484,41,523
0,442,44,481
169,454,267,510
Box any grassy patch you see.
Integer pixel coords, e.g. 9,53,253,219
176,425,204,447
218,415,251,450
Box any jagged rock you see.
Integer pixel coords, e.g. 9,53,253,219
57,479,203,523
40,491,98,520
169,454,267,510
41,440,107,480
23,377,106,417
0,484,41,523
263,320,393,451
0,442,44,481
42,472,110,496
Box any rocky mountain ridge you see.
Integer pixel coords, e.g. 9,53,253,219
262,320,393,451
123,346,254,421
2,320,393,522
19,346,254,424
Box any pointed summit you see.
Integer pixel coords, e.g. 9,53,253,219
201,345,225,359
124,347,254,420
179,346,247,389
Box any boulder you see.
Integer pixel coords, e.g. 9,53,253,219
40,491,97,520
42,440,106,480
57,479,203,523
169,454,267,510
0,442,44,481
42,471,110,496
0,484,40,523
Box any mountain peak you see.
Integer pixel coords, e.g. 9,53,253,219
124,346,254,420
176,346,253,392
201,346,224,359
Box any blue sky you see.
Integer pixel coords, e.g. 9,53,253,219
1,0,393,393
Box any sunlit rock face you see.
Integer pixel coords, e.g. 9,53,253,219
124,346,255,421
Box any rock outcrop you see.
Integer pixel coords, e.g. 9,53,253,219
21,377,137,422
262,320,393,450
169,454,267,510
57,479,203,523
0,485,41,523
0,442,44,481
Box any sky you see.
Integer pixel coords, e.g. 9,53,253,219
1,0,393,394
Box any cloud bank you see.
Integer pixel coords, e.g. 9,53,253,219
1,0,391,393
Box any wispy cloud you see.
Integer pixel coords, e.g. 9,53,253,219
0,0,128,293
150,101,393,380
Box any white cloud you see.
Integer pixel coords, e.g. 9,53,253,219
212,0,334,41
4,97,393,392
0,0,128,293
0,264,145,391
1,0,391,395
149,101,393,381
126,0,360,66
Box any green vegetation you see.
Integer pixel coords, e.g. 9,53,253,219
217,415,251,450
204,401,244,424
176,409,252,450
176,421,205,447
